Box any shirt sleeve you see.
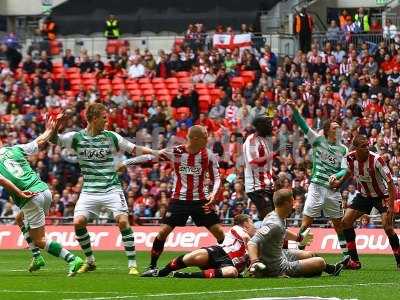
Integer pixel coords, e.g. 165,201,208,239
57,132,77,149
249,224,275,245
376,157,392,183
112,132,136,154
16,141,39,156
244,137,258,163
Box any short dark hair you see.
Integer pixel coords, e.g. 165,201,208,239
273,189,293,207
323,120,341,138
233,214,251,226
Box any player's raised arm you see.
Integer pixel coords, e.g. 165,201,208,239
285,100,318,144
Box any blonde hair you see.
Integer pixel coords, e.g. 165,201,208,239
86,103,106,122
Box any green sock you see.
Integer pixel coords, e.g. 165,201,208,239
75,227,95,262
20,224,41,258
45,240,62,257
121,227,137,268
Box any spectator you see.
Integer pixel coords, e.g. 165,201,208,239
104,14,120,40
62,49,76,68
339,9,349,29
293,7,313,53
22,54,37,74
354,8,370,33
383,19,397,44
209,98,225,119
0,43,22,71
326,20,341,44
128,57,145,78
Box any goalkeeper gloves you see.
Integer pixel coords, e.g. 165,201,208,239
297,228,314,248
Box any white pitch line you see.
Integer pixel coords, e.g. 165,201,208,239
62,282,398,300
7,267,126,272
0,290,126,295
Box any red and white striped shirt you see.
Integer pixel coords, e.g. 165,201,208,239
346,151,393,198
222,225,250,272
243,133,274,193
159,145,221,202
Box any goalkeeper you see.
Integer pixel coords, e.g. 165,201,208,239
247,189,349,278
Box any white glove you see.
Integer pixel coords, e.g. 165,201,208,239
298,228,314,247
249,261,266,276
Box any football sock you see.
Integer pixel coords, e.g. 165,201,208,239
177,268,223,278
75,227,95,263
45,240,75,263
387,232,400,265
298,227,307,250
19,224,41,258
343,228,359,261
337,232,349,256
150,237,165,267
121,227,137,268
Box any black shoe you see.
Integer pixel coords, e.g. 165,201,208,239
141,266,159,277
172,271,190,278
332,255,351,276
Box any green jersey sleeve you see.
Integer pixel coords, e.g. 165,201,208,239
292,109,319,145
16,141,39,156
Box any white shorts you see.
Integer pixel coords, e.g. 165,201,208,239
303,182,343,219
74,190,128,219
21,189,52,229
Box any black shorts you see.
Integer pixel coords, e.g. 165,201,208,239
349,193,388,214
163,200,220,228
247,189,274,217
202,245,233,269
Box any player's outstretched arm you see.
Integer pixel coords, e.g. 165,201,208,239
285,100,318,143
0,175,36,200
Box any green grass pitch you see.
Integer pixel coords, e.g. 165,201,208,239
0,250,399,300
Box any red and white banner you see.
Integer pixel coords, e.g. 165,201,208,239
0,226,399,254
213,33,252,49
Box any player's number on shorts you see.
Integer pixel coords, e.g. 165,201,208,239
4,159,24,178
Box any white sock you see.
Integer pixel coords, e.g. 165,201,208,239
128,260,137,268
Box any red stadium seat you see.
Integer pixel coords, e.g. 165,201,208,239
152,77,165,84
112,83,125,91
156,89,169,95
175,71,191,78
98,78,111,85
179,83,193,90
165,77,178,84
167,83,179,89
240,70,256,82
125,78,137,85
99,84,112,91
143,89,155,96
126,83,139,90
138,77,151,84
195,83,207,90
140,83,154,90
178,77,191,83
153,83,167,89
395,199,400,214
66,67,80,74
230,77,245,89
70,79,82,86
199,100,210,113
68,72,81,80
112,77,124,84
82,73,95,79
197,89,209,95
129,89,142,97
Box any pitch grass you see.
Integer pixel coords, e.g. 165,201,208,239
0,251,399,300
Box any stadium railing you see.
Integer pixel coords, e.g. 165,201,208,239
311,32,387,50
24,32,298,60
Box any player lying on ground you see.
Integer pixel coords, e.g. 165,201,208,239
141,214,255,278
248,189,350,277
285,100,349,257
331,134,400,270
51,103,153,275
0,117,83,276
118,125,225,276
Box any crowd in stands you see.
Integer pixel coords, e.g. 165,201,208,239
0,17,400,228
